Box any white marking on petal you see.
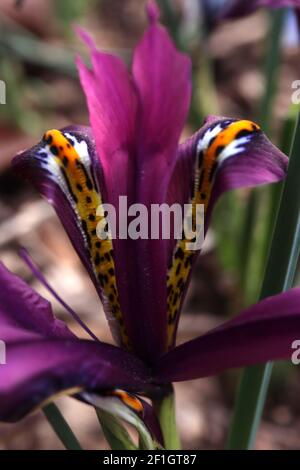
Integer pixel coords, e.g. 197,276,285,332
196,123,223,153
218,135,252,165
64,133,90,167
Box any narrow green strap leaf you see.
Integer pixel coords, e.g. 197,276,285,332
227,111,300,449
96,409,137,450
259,9,286,134
239,8,286,298
259,110,298,278
43,403,82,450
153,387,181,450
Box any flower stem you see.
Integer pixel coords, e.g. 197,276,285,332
239,8,286,301
43,403,82,450
227,110,300,449
153,386,181,450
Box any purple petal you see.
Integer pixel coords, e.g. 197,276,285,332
0,338,151,422
76,6,192,362
164,116,288,348
153,288,300,382
146,0,161,24
0,264,151,423
12,126,129,348
115,4,191,362
177,116,288,217
0,262,73,343
76,29,169,360
75,29,138,211
219,0,300,20
132,11,191,176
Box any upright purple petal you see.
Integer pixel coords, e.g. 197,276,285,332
116,2,191,362
76,28,138,210
132,8,191,177
0,338,151,422
153,288,300,382
76,3,192,362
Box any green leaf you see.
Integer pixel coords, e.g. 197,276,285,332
96,409,137,450
227,110,300,449
238,8,286,303
43,403,82,450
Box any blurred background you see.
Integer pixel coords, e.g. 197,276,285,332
0,0,300,450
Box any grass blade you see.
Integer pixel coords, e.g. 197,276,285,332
43,403,82,450
239,9,286,300
227,111,300,449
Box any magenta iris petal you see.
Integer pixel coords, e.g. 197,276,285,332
76,29,138,210
153,288,300,382
12,126,100,291
164,117,288,345
119,7,191,362
12,126,125,345
132,12,191,173
76,7,191,362
175,116,288,230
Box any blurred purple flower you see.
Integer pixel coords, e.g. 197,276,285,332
2,0,300,440
219,0,300,20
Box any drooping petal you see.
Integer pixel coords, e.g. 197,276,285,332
164,116,288,348
12,126,130,349
175,116,288,217
219,0,300,20
0,261,73,343
153,288,300,382
0,338,151,422
0,264,153,423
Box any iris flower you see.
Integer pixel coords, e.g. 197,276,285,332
1,0,300,447
219,0,300,20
